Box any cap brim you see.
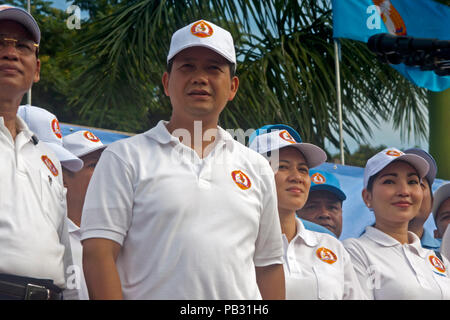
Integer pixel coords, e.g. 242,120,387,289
45,142,83,172
168,43,235,67
310,185,347,201
432,183,450,218
395,154,429,180
288,143,327,168
0,8,40,43
75,144,107,158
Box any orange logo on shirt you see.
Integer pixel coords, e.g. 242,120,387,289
51,118,62,139
41,155,59,177
191,20,214,38
429,255,446,273
279,130,296,144
311,173,326,185
386,150,402,157
231,170,251,190
316,247,338,265
83,131,100,143
372,0,407,36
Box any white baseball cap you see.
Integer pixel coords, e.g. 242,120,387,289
363,147,430,189
63,130,106,159
0,5,41,44
167,19,236,68
17,105,83,172
432,183,450,219
248,124,327,168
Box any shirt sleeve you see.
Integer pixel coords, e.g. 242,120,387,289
80,149,135,246
342,247,369,300
253,161,284,267
343,239,375,300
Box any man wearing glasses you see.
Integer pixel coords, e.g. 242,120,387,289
0,5,76,300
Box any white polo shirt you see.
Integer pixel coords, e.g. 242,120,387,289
343,226,450,300
283,218,366,300
0,115,74,291
67,219,89,300
441,225,450,261
81,120,284,299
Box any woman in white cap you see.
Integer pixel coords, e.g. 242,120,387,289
343,148,450,299
249,124,366,300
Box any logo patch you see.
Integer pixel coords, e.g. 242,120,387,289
429,255,446,274
41,155,59,177
311,173,326,185
231,170,251,190
279,130,296,144
316,247,338,265
386,149,402,157
83,131,100,142
51,118,62,139
191,20,214,38
372,0,407,36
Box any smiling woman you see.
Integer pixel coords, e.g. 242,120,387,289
343,147,450,300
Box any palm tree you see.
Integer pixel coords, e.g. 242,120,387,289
67,0,428,155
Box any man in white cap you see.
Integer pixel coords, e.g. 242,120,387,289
62,130,106,300
0,5,76,299
81,20,285,299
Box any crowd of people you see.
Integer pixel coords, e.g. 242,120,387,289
1,5,449,300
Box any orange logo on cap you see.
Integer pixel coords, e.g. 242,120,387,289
372,0,407,36
41,155,59,177
84,131,100,142
429,255,446,273
386,150,402,157
316,247,338,265
311,173,326,185
191,20,214,38
231,170,251,190
279,130,296,144
51,118,62,139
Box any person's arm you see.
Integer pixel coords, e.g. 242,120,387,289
82,238,122,300
255,264,285,300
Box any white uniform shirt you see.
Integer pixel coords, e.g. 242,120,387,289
67,218,89,300
441,225,450,261
81,120,284,299
0,115,74,293
343,226,450,300
283,218,366,300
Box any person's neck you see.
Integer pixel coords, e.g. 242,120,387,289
67,200,82,228
374,221,410,244
408,220,425,239
166,116,219,159
279,210,297,243
0,98,21,141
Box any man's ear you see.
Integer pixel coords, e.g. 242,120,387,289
228,76,239,101
162,72,170,96
33,58,41,83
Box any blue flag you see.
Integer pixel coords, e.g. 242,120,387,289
332,0,450,92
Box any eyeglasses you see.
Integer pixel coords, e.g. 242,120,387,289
0,35,39,56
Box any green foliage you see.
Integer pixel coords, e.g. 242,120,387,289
66,0,428,150
5,0,429,153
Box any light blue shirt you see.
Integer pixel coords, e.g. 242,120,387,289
420,228,442,251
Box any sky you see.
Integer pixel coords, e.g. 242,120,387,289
48,1,430,155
